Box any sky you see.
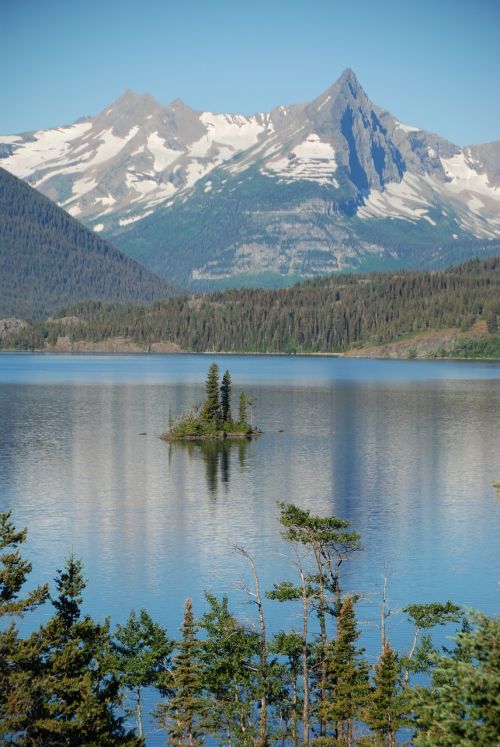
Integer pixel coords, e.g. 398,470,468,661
1,0,499,145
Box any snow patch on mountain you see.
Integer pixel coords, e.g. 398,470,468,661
357,173,433,222
394,120,420,134
146,132,181,171
199,112,268,152
1,122,92,178
262,134,339,185
441,151,499,197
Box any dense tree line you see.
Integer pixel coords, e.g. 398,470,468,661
3,257,499,355
1,507,498,745
0,167,180,319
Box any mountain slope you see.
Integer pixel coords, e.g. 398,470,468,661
3,257,499,359
0,167,181,318
2,70,500,288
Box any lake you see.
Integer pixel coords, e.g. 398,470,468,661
1,353,499,744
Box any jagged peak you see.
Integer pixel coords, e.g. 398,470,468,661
105,90,163,115
338,68,359,87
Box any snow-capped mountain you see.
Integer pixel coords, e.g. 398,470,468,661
2,69,500,286
0,91,279,231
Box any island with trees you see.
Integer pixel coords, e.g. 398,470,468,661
161,362,261,441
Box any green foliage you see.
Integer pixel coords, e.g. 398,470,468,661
321,596,370,743
199,593,260,745
0,512,49,743
17,555,141,746
413,612,500,746
4,257,500,358
0,509,496,747
364,643,409,747
113,609,173,737
155,598,207,747
165,364,256,440
202,363,221,421
0,511,48,618
0,166,180,319
220,370,232,421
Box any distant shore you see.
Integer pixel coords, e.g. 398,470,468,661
1,320,499,361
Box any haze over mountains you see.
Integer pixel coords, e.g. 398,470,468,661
2,69,500,288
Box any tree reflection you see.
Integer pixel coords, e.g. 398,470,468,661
169,439,249,496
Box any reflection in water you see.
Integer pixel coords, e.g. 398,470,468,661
0,354,500,745
168,439,249,495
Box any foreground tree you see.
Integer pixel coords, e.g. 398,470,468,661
278,502,362,739
402,601,461,684
19,555,142,746
413,611,500,746
321,596,370,746
0,511,49,742
156,598,206,746
113,609,173,738
363,642,408,747
200,593,260,746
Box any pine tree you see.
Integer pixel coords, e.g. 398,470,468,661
113,609,173,738
277,502,362,740
156,598,206,747
413,612,500,746
0,511,48,742
322,596,370,746
364,643,408,747
200,593,260,745
220,370,232,422
202,363,220,422
19,555,142,746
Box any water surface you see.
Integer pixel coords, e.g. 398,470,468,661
1,353,499,743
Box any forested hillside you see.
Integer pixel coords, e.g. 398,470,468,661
0,167,181,319
3,257,499,357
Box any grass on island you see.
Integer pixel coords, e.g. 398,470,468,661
161,363,261,441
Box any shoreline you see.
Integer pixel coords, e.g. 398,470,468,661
0,348,499,362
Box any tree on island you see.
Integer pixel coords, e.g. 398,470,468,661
220,370,232,422
163,363,259,440
201,363,220,422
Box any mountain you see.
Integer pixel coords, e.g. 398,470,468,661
2,70,500,288
0,167,181,319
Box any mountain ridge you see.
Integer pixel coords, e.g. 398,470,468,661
1,70,500,288
0,167,182,319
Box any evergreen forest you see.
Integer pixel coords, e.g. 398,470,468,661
0,167,180,319
1,506,498,746
3,257,499,358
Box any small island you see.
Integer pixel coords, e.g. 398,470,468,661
161,363,261,441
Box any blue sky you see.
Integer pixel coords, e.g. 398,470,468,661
2,0,499,145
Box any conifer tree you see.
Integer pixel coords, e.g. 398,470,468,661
277,503,361,740
413,612,500,746
220,370,232,422
202,363,220,422
200,593,260,745
113,609,173,738
19,555,141,746
0,511,48,742
322,596,370,746
364,642,407,747
156,598,206,747
270,631,303,747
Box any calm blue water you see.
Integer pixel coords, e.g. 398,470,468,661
1,353,499,743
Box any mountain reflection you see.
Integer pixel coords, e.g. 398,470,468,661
168,439,249,495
